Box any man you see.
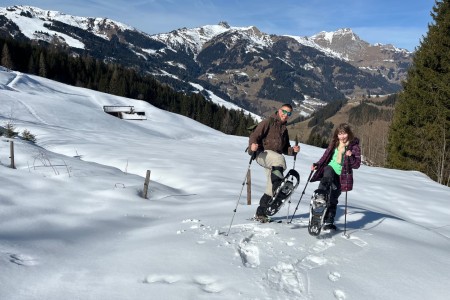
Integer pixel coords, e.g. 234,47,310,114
248,103,300,222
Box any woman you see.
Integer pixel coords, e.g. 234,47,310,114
310,123,361,230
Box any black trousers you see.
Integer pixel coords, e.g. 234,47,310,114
318,165,341,222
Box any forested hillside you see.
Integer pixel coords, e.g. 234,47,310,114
288,95,398,167
287,0,449,187
0,37,256,136
387,0,449,185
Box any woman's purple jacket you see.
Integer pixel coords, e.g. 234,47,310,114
310,138,361,191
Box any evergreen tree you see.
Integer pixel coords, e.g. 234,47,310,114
1,43,14,70
28,55,36,74
38,52,47,77
387,0,450,185
109,67,122,96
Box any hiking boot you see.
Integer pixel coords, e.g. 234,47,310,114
255,194,271,217
314,192,327,206
323,223,337,231
319,177,333,190
254,215,270,223
259,194,272,207
271,166,284,195
324,204,336,224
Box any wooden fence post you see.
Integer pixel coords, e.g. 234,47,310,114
143,170,151,199
246,169,251,205
10,140,15,169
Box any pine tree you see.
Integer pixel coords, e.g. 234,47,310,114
28,55,36,74
109,67,121,95
1,43,14,70
38,52,47,77
387,0,450,185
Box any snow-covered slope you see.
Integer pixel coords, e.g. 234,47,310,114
0,64,448,300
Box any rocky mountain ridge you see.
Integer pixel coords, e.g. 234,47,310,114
0,5,412,116
311,28,411,85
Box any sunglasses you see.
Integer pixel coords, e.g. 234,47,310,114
281,109,292,117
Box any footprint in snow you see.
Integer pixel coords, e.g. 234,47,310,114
193,275,224,293
143,274,183,284
300,254,328,269
237,237,260,268
182,219,201,223
232,224,277,237
334,289,346,299
328,271,341,282
143,274,224,293
310,238,335,253
267,262,307,297
347,235,368,247
190,224,203,229
9,253,39,266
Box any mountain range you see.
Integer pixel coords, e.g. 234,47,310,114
0,5,412,116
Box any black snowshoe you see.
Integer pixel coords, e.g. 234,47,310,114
266,169,300,216
308,189,329,236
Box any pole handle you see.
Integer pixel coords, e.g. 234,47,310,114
294,135,299,161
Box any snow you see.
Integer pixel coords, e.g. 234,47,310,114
0,68,449,300
323,31,335,43
189,82,261,122
0,7,85,49
0,5,135,48
152,24,273,59
153,24,235,56
284,35,347,61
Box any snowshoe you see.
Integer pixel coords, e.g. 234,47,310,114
308,189,329,236
266,169,300,216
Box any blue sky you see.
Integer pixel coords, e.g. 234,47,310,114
1,0,436,51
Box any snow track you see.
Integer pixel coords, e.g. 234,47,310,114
160,218,374,299
1,73,49,125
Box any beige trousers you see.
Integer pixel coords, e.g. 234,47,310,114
256,150,287,196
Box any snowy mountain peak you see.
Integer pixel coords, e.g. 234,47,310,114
0,5,411,102
152,22,271,56
218,21,231,29
310,27,411,55
153,23,232,55
0,5,136,47
310,28,363,46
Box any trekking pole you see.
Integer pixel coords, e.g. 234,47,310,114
225,152,256,236
288,169,314,224
292,135,299,169
343,190,349,238
342,149,350,238
286,136,299,221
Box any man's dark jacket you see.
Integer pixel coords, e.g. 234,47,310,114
248,113,294,156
